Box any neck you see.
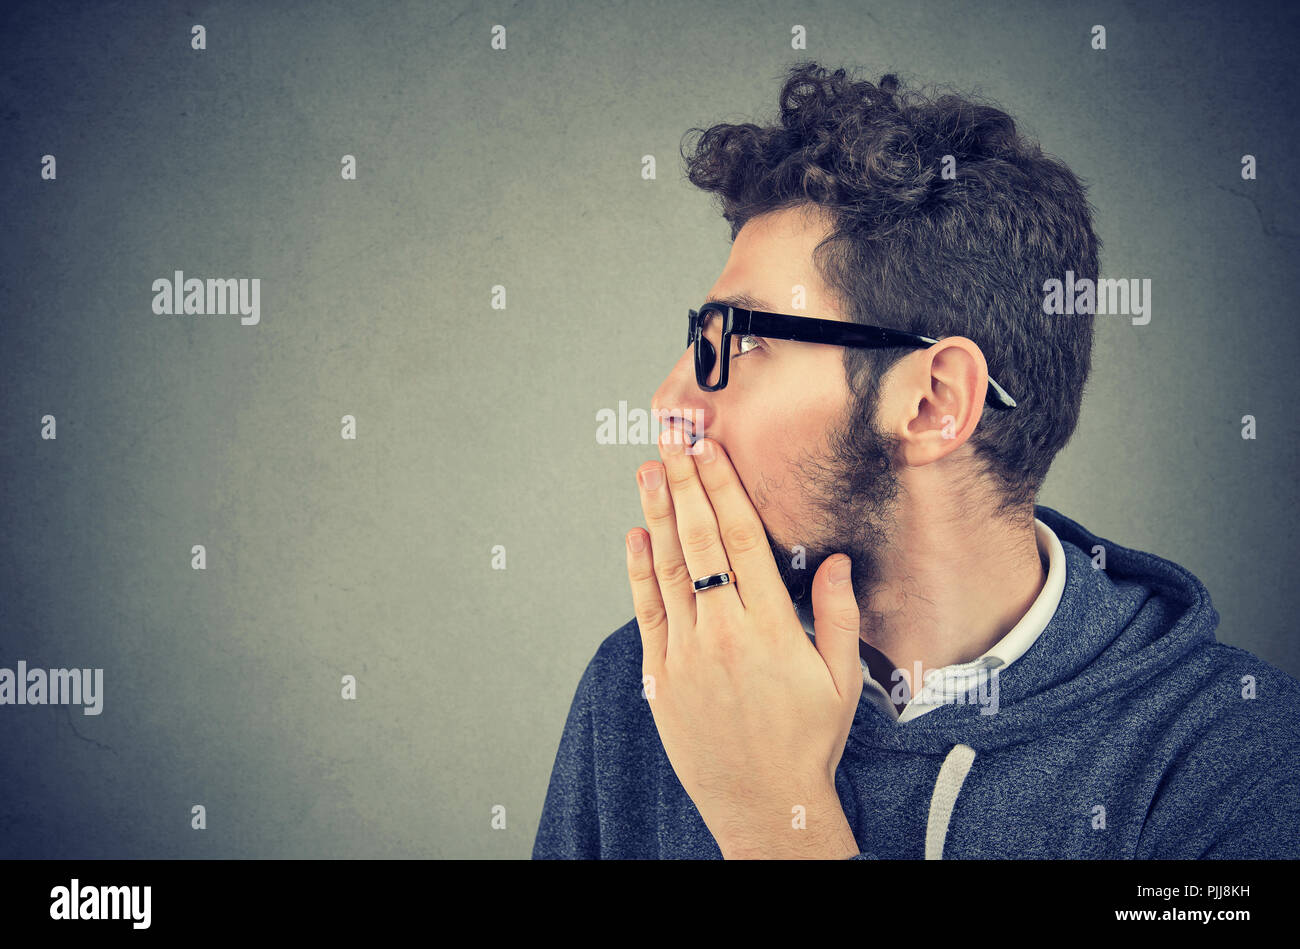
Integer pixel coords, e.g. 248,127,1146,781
860,496,1046,702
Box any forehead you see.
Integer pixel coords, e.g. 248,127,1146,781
708,206,842,319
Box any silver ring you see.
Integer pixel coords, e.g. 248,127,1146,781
692,570,736,593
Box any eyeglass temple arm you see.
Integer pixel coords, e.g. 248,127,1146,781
737,311,1017,410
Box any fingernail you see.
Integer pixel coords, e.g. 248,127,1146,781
640,466,663,490
628,531,647,553
830,556,852,585
693,439,715,462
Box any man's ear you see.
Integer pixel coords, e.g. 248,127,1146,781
889,337,989,466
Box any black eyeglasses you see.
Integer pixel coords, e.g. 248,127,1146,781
687,303,1017,410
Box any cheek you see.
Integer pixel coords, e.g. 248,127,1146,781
723,411,813,524
728,443,779,514
717,356,848,525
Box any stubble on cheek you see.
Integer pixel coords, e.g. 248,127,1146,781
737,451,805,536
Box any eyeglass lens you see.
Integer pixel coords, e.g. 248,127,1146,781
695,309,726,387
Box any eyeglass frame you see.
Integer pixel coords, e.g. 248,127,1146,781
687,303,1018,410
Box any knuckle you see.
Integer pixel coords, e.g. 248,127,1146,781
831,604,861,630
721,520,765,555
635,601,667,632
644,506,676,528
826,603,868,631
680,522,719,556
708,624,742,661
654,557,692,589
666,466,697,491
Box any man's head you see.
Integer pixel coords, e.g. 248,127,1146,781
651,63,1100,614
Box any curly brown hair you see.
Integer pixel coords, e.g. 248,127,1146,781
680,62,1101,514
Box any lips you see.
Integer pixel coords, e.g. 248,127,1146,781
663,420,697,446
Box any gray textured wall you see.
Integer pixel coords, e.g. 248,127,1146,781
1,0,1297,858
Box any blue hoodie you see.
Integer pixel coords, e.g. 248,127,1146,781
532,505,1300,859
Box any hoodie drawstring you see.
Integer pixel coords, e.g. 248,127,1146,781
925,744,977,859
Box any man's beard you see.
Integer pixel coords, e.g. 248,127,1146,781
764,384,901,629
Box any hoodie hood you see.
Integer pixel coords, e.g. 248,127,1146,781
845,503,1225,857
844,503,1221,756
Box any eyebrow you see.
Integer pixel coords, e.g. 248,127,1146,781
705,292,773,312
702,292,795,348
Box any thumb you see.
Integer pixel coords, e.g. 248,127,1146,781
811,555,862,701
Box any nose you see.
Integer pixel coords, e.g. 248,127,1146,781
651,345,712,439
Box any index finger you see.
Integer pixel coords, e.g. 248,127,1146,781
688,437,792,621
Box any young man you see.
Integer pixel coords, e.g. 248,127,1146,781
533,63,1300,859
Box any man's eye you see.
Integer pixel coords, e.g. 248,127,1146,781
733,334,762,357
